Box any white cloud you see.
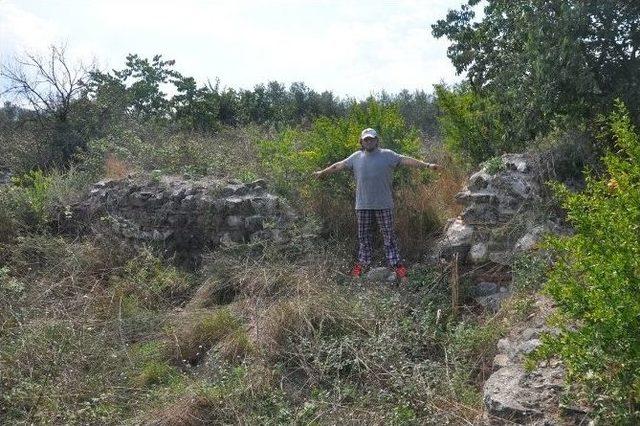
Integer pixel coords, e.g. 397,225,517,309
1,0,464,99
0,1,60,56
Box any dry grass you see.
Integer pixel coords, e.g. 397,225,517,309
105,153,133,179
167,308,244,364
395,163,465,259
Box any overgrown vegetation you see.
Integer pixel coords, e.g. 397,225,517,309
1,2,639,422
534,102,640,422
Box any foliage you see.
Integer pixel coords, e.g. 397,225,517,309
8,170,52,228
482,156,506,175
433,0,640,157
435,83,506,164
511,252,548,293
535,101,640,421
81,125,263,179
113,249,193,309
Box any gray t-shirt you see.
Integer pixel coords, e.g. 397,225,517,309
343,148,404,210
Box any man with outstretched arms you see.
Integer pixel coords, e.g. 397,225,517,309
313,128,441,282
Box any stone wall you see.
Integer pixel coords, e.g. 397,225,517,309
66,174,297,266
436,154,563,267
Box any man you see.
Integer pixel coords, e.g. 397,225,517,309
313,128,441,281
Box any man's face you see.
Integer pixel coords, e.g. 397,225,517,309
361,136,379,152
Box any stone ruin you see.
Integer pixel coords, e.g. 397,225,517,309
433,154,587,424
437,153,563,268
65,174,298,266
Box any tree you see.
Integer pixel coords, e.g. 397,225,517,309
0,45,90,165
89,54,181,121
432,1,640,146
1,45,87,124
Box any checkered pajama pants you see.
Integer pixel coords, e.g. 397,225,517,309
356,209,401,267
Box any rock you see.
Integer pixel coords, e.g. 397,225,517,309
488,251,513,266
461,205,499,224
475,282,498,297
515,225,547,252
365,267,396,282
0,169,13,185
244,215,264,233
439,218,474,259
468,170,491,191
455,190,497,205
434,153,553,269
520,328,541,341
224,196,253,215
249,179,267,189
493,354,510,369
475,291,511,313
220,183,249,196
469,242,489,263
226,215,244,229
482,295,587,425
517,339,542,356
483,365,543,423
503,153,529,172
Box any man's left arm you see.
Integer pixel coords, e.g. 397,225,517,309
399,156,441,170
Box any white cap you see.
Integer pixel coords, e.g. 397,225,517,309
360,128,378,140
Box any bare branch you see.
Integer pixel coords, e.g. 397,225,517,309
0,44,87,122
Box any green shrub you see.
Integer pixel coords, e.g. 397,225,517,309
435,83,507,166
482,156,506,175
536,101,640,421
258,99,420,195
511,252,548,293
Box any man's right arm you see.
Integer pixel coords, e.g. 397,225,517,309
313,160,348,179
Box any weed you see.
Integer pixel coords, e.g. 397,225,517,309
483,156,506,175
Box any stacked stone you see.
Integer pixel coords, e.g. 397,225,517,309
438,154,548,266
482,296,590,425
68,175,297,265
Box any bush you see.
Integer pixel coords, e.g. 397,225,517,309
536,101,640,421
435,83,507,166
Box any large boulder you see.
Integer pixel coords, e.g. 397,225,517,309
65,174,297,266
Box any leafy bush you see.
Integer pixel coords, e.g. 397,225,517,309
536,101,640,421
435,83,507,166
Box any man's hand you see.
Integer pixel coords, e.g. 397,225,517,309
400,156,443,171
313,161,347,180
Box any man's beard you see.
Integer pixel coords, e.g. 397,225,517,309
361,141,378,151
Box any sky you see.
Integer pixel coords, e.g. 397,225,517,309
0,0,465,99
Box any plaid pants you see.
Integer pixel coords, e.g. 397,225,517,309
356,209,400,267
